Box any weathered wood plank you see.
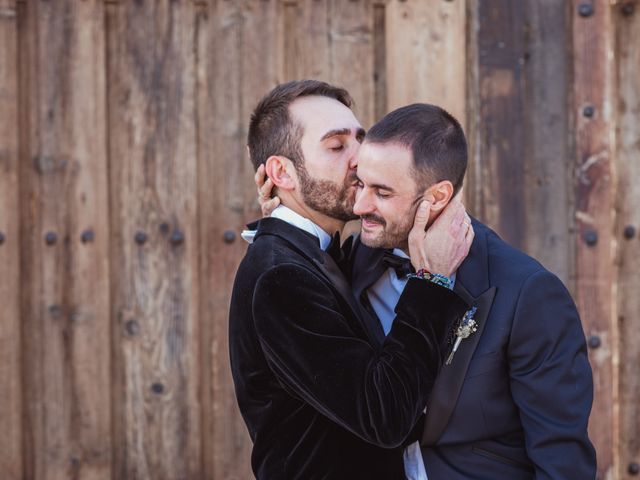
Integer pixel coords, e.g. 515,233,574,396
466,1,572,285
0,0,22,478
106,2,201,478
19,1,111,479
572,0,617,477
198,1,281,478
614,2,640,478
469,0,527,248
282,0,330,82
385,0,466,124
328,0,375,128
519,0,572,286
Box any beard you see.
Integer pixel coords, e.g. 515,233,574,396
297,161,358,222
360,208,415,250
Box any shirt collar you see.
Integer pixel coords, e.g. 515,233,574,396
269,205,333,251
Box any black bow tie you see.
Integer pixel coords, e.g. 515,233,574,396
381,251,415,278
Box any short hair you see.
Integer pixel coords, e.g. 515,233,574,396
365,103,467,194
247,80,353,170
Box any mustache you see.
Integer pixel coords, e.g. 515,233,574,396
361,214,386,226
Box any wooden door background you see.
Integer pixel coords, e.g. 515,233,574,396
0,0,638,479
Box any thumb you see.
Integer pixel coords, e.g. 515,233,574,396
412,200,432,233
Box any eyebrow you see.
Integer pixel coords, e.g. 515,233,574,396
356,175,395,193
320,127,366,142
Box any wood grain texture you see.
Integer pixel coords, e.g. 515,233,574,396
572,0,618,478
197,1,280,478
471,0,528,248
19,1,111,479
106,2,201,478
0,0,22,477
385,0,466,124
328,0,375,128
615,2,640,478
466,1,572,285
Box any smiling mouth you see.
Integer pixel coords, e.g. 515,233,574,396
361,217,383,229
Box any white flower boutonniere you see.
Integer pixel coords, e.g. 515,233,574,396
445,306,478,365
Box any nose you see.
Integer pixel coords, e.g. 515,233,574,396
348,142,360,170
353,188,371,216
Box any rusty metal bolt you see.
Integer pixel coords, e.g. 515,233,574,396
45,231,58,245
48,305,62,319
624,225,636,239
578,3,594,17
125,320,140,336
0,231,5,245
587,335,601,349
80,229,94,243
151,383,165,395
583,230,598,246
622,3,635,17
582,105,594,118
629,462,640,475
134,231,148,245
223,230,236,244
170,229,185,246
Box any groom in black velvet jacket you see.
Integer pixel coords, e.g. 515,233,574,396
229,81,474,479
349,104,596,479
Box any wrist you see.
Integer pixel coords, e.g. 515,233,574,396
411,269,453,290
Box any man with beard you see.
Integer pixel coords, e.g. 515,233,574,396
350,104,596,479
228,80,474,479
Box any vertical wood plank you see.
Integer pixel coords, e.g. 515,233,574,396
469,0,528,249
328,0,375,128
385,0,466,124
198,1,281,478
19,1,111,479
106,2,201,478
0,0,22,477
519,1,573,286
282,0,330,82
615,2,640,478
467,0,572,284
572,0,617,477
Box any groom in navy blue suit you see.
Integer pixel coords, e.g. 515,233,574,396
349,104,596,479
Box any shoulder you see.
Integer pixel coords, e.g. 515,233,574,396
474,221,551,288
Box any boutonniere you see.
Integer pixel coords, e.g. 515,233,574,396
445,306,478,365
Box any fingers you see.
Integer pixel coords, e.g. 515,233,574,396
254,164,266,189
261,196,280,217
412,200,432,233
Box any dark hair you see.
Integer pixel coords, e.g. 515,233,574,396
247,80,353,170
365,103,467,194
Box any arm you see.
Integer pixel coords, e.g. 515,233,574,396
509,270,597,479
253,265,468,448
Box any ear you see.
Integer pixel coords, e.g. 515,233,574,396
265,155,297,191
422,180,454,213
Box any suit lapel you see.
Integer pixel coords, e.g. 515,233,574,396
350,240,388,345
254,218,381,346
421,219,497,446
421,284,496,446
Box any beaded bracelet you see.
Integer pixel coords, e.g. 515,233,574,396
411,269,453,290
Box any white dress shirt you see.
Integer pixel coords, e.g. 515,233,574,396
241,205,332,250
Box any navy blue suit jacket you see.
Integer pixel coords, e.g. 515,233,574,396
351,219,596,479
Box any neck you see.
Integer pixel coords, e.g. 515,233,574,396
280,195,345,236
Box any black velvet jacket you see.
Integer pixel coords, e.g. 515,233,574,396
229,218,468,479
